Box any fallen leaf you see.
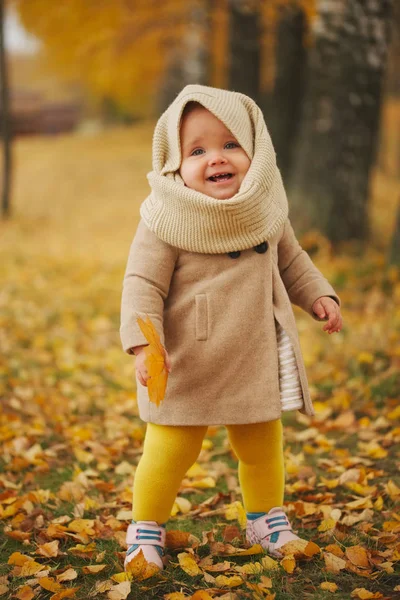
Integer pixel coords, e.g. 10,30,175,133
137,315,168,406
82,564,107,574
56,569,78,583
107,581,131,600
324,552,346,573
345,546,370,569
214,574,243,588
350,589,383,599
36,540,60,557
178,552,202,576
320,582,338,593
281,554,296,573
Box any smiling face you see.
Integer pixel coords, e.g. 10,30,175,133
179,104,251,200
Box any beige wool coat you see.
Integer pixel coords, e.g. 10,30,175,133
120,218,339,425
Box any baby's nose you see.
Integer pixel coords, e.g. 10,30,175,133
208,154,227,166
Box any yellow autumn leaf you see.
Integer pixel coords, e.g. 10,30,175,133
36,540,60,557
235,561,263,574
318,518,336,532
190,591,214,600
345,546,370,568
350,589,383,599
164,593,187,600
224,501,247,529
320,582,338,593
14,586,35,600
261,555,279,570
323,552,347,573
177,552,202,576
137,315,168,406
281,554,296,573
107,581,132,600
39,577,64,593
82,564,107,574
214,574,244,588
56,569,78,583
124,549,160,581
50,589,80,600
111,573,131,583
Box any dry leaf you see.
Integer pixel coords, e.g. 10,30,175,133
345,546,370,569
178,552,202,576
56,569,78,583
350,589,383,599
137,315,168,406
320,582,338,593
15,586,35,600
36,540,60,557
281,554,296,573
215,575,244,588
164,593,187,600
82,564,106,574
107,581,132,600
125,549,160,581
324,552,347,573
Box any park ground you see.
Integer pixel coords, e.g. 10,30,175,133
0,122,399,599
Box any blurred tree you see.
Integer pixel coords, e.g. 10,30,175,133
228,0,261,102
12,0,190,117
289,0,393,244
0,0,11,218
157,0,212,115
389,201,400,264
266,2,307,180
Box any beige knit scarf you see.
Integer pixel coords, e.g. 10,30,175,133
140,84,289,254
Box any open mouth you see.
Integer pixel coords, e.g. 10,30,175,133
207,173,233,182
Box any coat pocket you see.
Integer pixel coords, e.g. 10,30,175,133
195,294,208,341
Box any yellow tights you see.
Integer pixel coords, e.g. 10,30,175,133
133,420,284,523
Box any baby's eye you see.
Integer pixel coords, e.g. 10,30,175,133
225,142,239,149
191,148,204,156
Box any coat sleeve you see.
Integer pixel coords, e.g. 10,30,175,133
120,220,178,353
277,219,340,319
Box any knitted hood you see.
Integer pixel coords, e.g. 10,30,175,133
140,84,288,254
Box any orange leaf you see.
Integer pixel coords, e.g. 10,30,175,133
15,586,35,600
39,578,63,593
320,582,338,593
137,316,168,406
323,552,346,573
124,549,160,581
345,546,370,569
37,540,60,557
82,564,106,574
281,554,296,573
50,589,80,600
350,589,383,599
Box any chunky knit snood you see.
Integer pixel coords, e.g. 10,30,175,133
140,84,289,254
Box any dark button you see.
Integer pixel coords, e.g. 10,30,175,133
228,251,241,259
254,241,268,254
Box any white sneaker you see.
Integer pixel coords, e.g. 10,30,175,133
124,521,165,571
246,507,300,558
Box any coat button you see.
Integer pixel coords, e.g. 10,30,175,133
254,241,268,254
228,251,241,259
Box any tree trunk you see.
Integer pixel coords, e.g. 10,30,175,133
156,0,212,115
267,3,307,181
389,200,400,265
228,0,261,102
289,0,393,244
0,0,12,219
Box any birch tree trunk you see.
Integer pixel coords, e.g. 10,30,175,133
290,0,393,244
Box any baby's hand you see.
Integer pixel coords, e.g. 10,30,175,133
312,297,342,334
133,346,172,387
